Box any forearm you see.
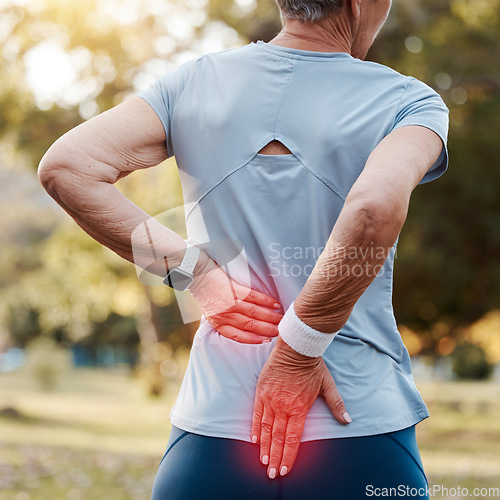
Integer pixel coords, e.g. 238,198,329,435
39,160,203,278
293,126,445,333
294,196,407,333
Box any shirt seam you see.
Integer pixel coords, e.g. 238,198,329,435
390,77,416,132
170,57,203,138
255,41,356,63
184,155,346,223
274,59,296,138
295,155,347,201
184,156,254,221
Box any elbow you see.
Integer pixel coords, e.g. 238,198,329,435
351,197,408,247
38,138,81,198
38,136,69,192
38,148,62,197
38,152,58,193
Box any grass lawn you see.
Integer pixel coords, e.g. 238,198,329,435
1,368,499,499
0,367,174,500
417,380,500,497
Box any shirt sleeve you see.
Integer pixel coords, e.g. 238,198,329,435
391,78,450,184
137,58,199,158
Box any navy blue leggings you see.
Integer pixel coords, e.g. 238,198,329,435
151,425,429,500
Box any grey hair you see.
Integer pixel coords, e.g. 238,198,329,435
275,0,344,23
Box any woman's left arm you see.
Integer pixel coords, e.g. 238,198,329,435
39,97,282,343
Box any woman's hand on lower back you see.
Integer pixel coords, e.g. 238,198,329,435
251,337,351,478
188,254,283,344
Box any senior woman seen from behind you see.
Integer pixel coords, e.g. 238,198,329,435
39,0,449,498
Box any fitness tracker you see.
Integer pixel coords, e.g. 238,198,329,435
163,239,200,291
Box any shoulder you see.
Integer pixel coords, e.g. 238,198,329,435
193,43,260,71
348,58,415,89
354,60,447,113
152,44,255,85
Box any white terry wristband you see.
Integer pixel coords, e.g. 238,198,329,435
279,302,338,357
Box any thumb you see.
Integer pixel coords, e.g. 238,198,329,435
320,365,352,425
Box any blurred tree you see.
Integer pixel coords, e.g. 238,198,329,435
0,0,212,395
0,0,215,167
451,341,493,380
466,310,500,363
379,0,500,355
207,0,281,42
0,159,192,394
24,336,72,390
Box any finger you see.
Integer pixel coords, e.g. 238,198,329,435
279,415,306,477
236,301,283,325
259,405,274,467
217,325,272,344
234,284,281,310
321,367,352,424
267,414,288,479
251,394,264,445
218,312,279,338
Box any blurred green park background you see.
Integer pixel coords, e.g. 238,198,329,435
1,0,499,498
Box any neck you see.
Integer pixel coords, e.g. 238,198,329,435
269,16,354,54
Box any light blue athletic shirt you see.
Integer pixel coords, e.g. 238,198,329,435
139,41,449,441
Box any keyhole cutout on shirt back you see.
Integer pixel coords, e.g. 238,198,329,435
258,140,292,155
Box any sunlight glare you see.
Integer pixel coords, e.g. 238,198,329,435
24,41,76,108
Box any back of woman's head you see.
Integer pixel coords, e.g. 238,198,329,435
275,0,344,23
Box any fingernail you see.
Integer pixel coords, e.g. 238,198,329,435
274,302,281,309
262,455,269,465
262,339,272,343
280,466,288,476
342,411,352,424
268,468,277,479
252,435,257,444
